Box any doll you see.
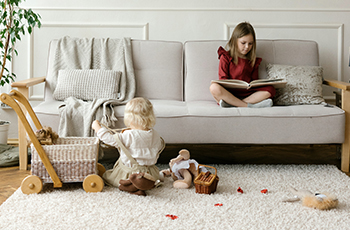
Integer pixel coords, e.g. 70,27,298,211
162,149,206,189
34,126,59,145
283,186,338,210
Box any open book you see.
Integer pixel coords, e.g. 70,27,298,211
211,78,287,89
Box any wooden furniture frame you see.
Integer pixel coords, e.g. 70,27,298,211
9,77,350,172
0,89,105,194
0,87,62,188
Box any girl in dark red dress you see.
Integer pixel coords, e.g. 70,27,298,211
210,22,275,108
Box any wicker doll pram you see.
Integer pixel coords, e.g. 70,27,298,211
0,90,105,194
194,164,219,194
30,137,100,183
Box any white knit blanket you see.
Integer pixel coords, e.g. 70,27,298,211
52,37,135,137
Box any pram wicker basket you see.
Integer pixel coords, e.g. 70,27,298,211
31,137,99,183
1,90,104,194
194,164,219,194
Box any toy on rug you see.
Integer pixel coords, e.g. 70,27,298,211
194,164,219,194
283,186,338,210
161,149,207,189
34,126,59,145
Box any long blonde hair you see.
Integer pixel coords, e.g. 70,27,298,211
124,97,156,129
226,22,257,67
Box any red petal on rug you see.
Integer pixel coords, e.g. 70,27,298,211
237,187,244,193
214,203,223,206
261,189,268,194
166,214,178,220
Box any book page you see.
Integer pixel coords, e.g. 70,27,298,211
250,78,284,84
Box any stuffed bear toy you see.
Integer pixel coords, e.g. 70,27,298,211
161,149,207,189
34,126,59,145
283,186,339,210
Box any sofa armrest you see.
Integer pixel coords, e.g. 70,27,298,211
323,79,350,90
323,79,350,172
10,77,45,170
11,76,46,89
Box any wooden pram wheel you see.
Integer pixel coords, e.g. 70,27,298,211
83,174,104,193
97,163,106,177
21,175,43,195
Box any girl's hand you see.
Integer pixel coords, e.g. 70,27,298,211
92,120,102,132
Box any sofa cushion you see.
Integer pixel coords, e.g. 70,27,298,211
266,64,325,105
45,39,184,102
131,40,184,101
182,101,344,144
184,40,319,102
53,69,121,101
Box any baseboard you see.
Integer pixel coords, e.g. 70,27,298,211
7,138,19,146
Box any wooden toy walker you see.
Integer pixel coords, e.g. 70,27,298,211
0,90,106,194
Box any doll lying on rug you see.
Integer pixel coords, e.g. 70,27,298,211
161,149,207,189
283,186,338,210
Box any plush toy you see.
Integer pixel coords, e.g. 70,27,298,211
34,126,59,145
161,149,207,189
119,172,157,196
283,186,339,210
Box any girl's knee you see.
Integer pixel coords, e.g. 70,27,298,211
209,83,222,96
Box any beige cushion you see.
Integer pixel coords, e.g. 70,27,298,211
266,64,325,105
53,69,121,101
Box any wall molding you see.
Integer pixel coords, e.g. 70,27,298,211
27,22,149,100
39,22,149,40
225,23,344,82
28,7,350,12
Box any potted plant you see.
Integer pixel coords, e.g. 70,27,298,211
0,120,10,144
0,0,41,144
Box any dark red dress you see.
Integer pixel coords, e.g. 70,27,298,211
217,46,275,99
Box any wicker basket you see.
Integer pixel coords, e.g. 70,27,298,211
194,164,219,194
31,137,99,183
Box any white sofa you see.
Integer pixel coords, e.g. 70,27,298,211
12,39,350,172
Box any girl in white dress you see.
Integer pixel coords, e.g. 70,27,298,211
92,97,165,195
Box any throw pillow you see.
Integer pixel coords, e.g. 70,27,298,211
266,64,325,105
53,69,121,101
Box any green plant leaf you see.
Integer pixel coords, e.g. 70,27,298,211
0,0,41,85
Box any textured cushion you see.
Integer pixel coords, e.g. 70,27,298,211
266,64,325,105
53,69,121,101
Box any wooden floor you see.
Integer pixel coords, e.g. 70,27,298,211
1,143,349,206
0,165,30,205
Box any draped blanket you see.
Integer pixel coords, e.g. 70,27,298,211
51,37,135,137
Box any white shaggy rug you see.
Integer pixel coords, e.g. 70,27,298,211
1,164,350,230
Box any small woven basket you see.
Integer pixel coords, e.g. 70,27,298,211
194,164,219,194
31,137,99,183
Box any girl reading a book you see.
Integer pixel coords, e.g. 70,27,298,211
209,22,276,108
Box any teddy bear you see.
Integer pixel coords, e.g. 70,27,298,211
161,149,207,189
282,186,339,210
34,126,59,145
119,172,157,196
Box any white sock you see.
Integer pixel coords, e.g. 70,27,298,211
219,99,235,108
248,99,273,108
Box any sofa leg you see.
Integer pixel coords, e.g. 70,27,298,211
341,144,350,172
341,89,350,172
